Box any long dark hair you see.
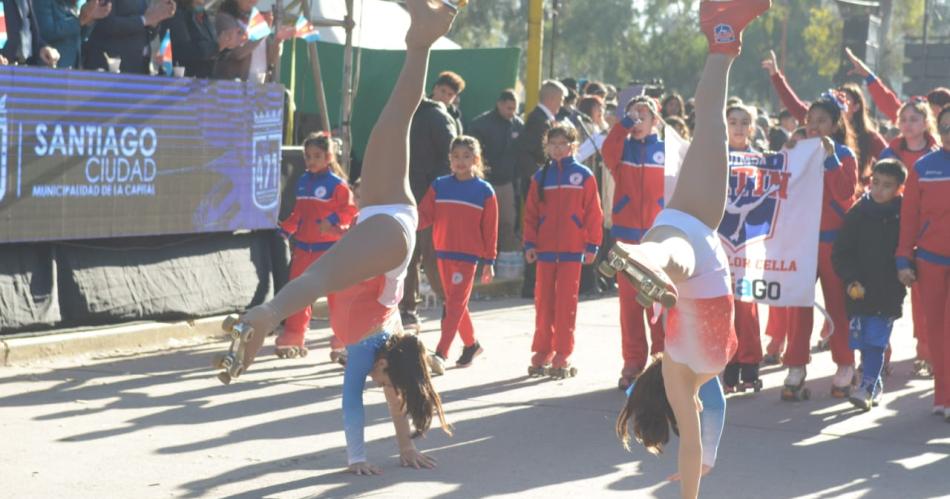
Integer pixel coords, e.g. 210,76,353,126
302,132,347,180
809,96,858,156
537,125,578,202
838,83,876,182
380,334,452,437
616,358,676,454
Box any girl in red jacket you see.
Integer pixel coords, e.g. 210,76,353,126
418,135,499,374
765,59,861,399
277,132,358,361
897,105,950,420
602,95,667,390
524,125,604,378
880,100,941,376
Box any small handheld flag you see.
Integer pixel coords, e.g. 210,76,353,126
294,14,319,43
158,30,173,76
246,7,272,42
0,3,8,50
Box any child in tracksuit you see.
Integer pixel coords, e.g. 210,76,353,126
832,159,908,411
278,132,358,361
602,95,667,389
418,135,499,375
897,105,950,420
524,124,604,377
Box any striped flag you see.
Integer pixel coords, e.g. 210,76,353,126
294,14,319,43
158,30,173,76
0,3,8,50
246,7,272,42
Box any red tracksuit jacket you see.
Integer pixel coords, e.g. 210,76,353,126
279,170,358,251
523,157,604,261
897,148,950,270
880,135,940,170
418,174,499,265
865,74,903,122
602,122,665,243
821,143,860,239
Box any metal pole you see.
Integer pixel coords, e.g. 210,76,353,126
525,0,544,115
340,0,355,175
300,0,332,133
272,0,284,83
922,0,930,67
549,0,558,79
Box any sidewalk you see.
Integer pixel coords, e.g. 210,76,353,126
1,295,947,499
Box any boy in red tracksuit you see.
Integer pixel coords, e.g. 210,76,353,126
897,106,950,420
524,125,604,377
601,95,667,389
278,133,358,361
880,100,941,376
418,136,499,375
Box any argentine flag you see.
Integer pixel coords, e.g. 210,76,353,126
158,30,173,76
294,14,319,43
0,3,7,50
247,7,272,42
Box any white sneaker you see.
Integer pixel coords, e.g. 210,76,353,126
428,353,446,376
833,364,855,388
931,405,945,416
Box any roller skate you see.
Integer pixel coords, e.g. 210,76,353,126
274,330,308,359
738,363,763,392
722,363,741,394
212,315,256,385
599,241,678,309
528,351,554,377
545,353,577,379
932,405,946,417
618,362,643,391
401,310,422,334
427,352,447,376
329,348,348,366
913,359,933,378
830,364,855,398
762,336,784,366
456,341,483,368
780,366,810,401
700,0,771,56
761,352,781,366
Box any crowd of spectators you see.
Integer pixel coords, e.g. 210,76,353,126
0,0,290,81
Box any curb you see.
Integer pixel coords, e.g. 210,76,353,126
0,279,523,366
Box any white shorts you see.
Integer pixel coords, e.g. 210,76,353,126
356,203,418,307
651,209,731,299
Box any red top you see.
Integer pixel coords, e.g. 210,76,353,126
821,143,860,236
329,275,399,345
279,169,358,250
896,149,950,268
418,175,499,265
879,135,940,169
602,121,666,243
866,74,902,123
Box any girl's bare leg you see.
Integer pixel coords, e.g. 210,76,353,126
359,0,456,208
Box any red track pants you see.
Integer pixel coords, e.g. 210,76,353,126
284,248,344,349
911,284,930,362
731,300,763,364
532,261,582,360
782,242,853,366
436,259,478,358
917,260,950,408
765,306,787,356
618,273,665,370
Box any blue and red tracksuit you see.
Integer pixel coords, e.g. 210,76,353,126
781,143,859,367
768,71,860,368
881,135,941,362
719,147,764,367
602,122,666,372
524,157,604,363
897,148,950,409
419,174,499,359
279,169,358,348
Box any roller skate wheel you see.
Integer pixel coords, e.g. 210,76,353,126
217,372,232,385
298,347,309,358
569,367,577,377
222,315,239,332
659,292,677,308
801,388,811,400
753,380,763,392
211,353,228,369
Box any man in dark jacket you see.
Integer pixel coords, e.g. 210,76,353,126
1,0,60,66
469,89,523,253
515,79,566,298
832,158,907,411
82,0,175,73
401,70,465,329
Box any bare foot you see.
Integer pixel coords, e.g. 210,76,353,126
405,0,457,49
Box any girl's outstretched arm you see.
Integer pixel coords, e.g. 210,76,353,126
385,386,437,469
662,356,705,499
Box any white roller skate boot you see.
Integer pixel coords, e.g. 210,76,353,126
781,366,809,401
831,364,855,398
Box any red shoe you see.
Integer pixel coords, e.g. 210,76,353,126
700,0,771,56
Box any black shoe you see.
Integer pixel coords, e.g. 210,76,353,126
401,310,420,328
723,363,740,388
456,341,483,367
740,363,760,384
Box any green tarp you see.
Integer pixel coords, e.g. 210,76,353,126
280,40,521,163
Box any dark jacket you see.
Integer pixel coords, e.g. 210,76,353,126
160,6,218,78
33,0,90,68
212,9,278,81
1,0,49,64
832,194,906,318
468,108,524,186
82,0,153,73
408,98,459,202
517,105,553,180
